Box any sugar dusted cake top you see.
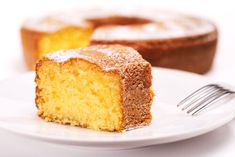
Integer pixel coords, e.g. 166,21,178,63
44,44,150,72
23,8,216,40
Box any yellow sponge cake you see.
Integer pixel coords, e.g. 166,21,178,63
35,45,153,132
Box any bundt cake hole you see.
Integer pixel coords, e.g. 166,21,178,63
86,16,152,27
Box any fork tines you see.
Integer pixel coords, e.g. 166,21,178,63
177,84,235,116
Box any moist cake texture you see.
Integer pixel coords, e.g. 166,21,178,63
35,45,154,131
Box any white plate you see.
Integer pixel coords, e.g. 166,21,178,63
0,67,235,150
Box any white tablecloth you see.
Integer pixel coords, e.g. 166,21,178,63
0,0,234,156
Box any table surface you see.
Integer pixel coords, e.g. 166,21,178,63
0,0,235,156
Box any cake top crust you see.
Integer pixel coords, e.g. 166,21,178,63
44,44,150,72
23,8,217,40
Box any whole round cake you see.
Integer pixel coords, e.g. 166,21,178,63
21,8,218,73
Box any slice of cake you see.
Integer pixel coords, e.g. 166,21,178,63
35,45,153,132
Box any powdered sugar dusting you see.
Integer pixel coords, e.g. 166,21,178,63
23,8,216,38
92,15,215,40
45,45,148,73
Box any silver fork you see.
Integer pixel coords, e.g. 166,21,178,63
177,84,235,116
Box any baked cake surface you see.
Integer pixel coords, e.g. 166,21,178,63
21,9,217,74
35,45,153,132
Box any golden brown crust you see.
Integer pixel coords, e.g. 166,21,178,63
35,45,153,131
121,63,153,129
91,30,218,74
21,27,46,70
